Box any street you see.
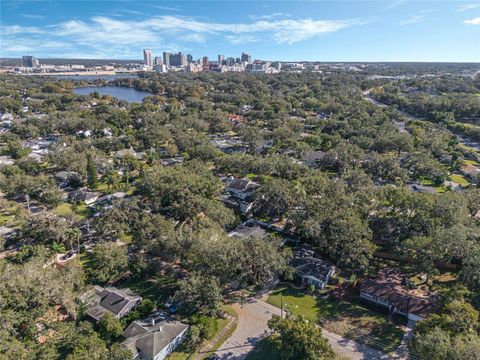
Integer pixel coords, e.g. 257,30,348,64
215,298,394,360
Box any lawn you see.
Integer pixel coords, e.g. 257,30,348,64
121,273,179,307
267,286,404,354
464,159,480,166
450,174,470,187
52,202,92,219
168,305,238,360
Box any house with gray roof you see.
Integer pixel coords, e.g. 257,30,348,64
86,286,142,321
122,316,188,360
292,246,335,289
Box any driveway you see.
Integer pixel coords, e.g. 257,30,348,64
215,298,394,360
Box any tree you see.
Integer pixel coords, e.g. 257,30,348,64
173,274,222,317
96,313,124,343
255,178,298,220
86,153,98,189
267,315,335,360
107,343,132,360
87,242,128,284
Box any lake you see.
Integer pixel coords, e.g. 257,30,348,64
73,86,152,102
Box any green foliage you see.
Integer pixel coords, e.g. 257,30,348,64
87,153,98,189
173,274,223,317
267,315,335,360
96,312,124,343
87,242,128,284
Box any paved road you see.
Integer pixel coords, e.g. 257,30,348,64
215,298,394,360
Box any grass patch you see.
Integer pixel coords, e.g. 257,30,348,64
267,286,404,354
52,203,73,216
464,159,480,166
119,231,132,244
52,203,93,219
121,273,179,307
450,174,470,187
0,213,15,226
200,305,238,359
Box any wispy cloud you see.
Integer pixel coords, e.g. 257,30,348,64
249,13,291,20
225,35,260,45
0,15,364,57
464,17,480,25
385,0,404,10
400,15,425,25
456,4,480,12
20,13,45,19
148,5,181,12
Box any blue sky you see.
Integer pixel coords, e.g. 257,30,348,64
1,1,479,61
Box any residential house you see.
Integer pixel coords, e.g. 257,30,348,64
122,315,188,360
210,139,246,154
291,246,335,289
226,178,259,200
360,268,437,321
90,192,126,208
115,148,145,160
86,286,142,321
0,156,14,166
54,171,81,189
228,223,267,239
301,150,326,168
70,189,99,205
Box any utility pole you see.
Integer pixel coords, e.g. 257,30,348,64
280,295,283,318
25,194,30,213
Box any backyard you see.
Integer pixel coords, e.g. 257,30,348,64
267,286,405,354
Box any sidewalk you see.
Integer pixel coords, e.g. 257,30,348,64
195,314,238,360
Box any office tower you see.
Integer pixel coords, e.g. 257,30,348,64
169,52,187,67
143,49,153,66
218,54,225,64
226,57,235,66
22,55,39,67
202,56,209,71
236,57,241,64
241,52,252,63
154,57,162,65
242,53,252,64
187,54,193,63
163,52,171,66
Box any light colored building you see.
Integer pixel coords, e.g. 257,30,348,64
143,49,153,66
154,64,168,73
186,63,203,73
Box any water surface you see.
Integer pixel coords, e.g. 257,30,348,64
73,86,152,102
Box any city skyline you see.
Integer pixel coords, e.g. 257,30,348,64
0,1,479,62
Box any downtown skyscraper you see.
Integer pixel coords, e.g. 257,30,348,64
143,49,153,66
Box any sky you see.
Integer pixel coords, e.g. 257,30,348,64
0,0,479,62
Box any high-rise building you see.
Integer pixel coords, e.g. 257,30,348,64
241,52,252,64
169,52,187,67
163,52,171,66
226,57,235,66
218,54,225,64
22,55,39,67
202,56,209,71
186,54,193,63
143,49,153,66
154,57,162,65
